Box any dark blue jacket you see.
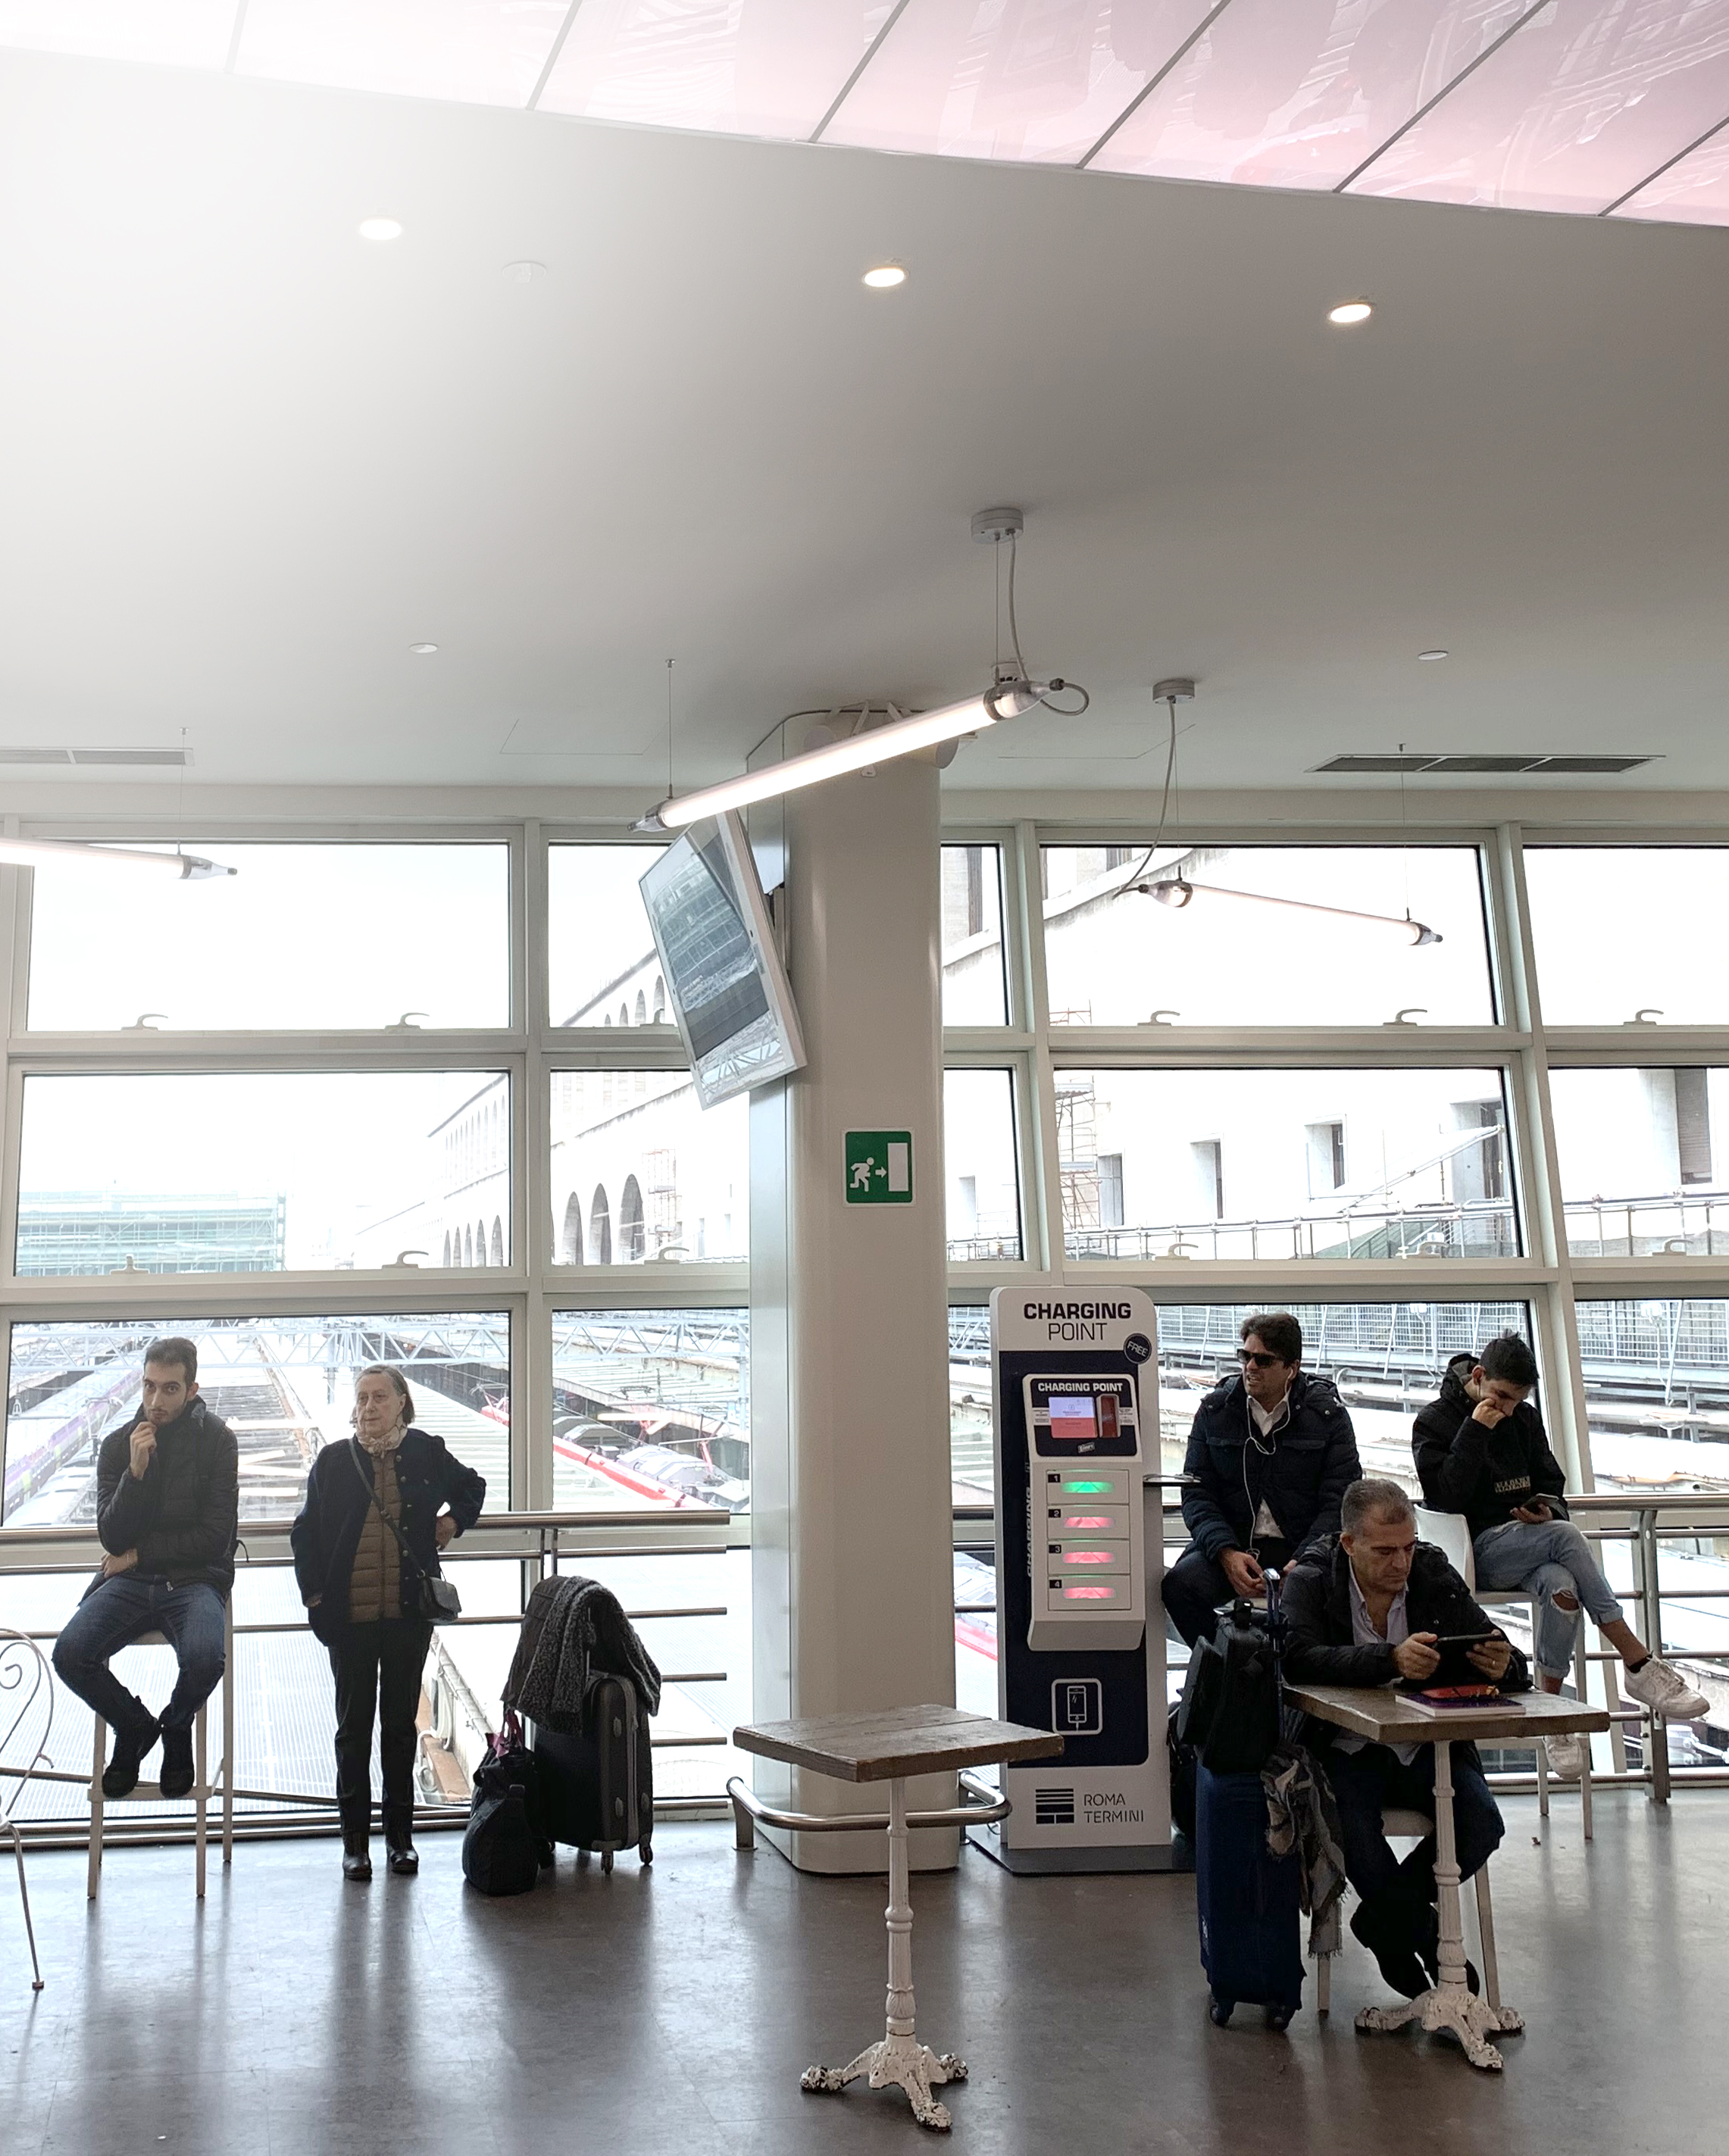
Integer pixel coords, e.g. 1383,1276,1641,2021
1179,1370,1362,1567
290,1429,485,1644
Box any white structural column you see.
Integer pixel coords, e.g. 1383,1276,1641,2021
749,755,958,1873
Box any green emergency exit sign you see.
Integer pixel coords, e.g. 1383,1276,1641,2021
845,1130,913,1205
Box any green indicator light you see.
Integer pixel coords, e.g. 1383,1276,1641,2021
1063,1479,1113,1493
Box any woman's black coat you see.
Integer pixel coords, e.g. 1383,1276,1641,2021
290,1429,486,1644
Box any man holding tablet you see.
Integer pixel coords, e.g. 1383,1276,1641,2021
1283,1479,1527,2001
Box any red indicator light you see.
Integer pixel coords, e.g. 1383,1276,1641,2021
1064,1514,1114,1530
1061,1550,1113,1565
1061,1584,1117,1601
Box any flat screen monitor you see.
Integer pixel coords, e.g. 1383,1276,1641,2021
638,811,806,1110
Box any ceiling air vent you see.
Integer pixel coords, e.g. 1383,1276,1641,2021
1313,751,1656,776
0,746,192,767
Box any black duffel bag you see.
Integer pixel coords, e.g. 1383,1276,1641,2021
462,1713,555,1895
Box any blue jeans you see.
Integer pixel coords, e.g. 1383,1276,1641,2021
1326,1741,1504,1954
53,1575,227,1738
1472,1517,1623,1679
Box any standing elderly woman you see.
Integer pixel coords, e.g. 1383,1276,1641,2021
291,1366,486,1879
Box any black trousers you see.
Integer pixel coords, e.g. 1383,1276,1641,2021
328,1620,431,1845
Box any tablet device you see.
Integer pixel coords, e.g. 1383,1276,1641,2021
1399,1630,1501,1689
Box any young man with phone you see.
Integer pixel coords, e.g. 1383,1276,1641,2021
1413,1333,1708,1777
1283,1479,1525,2001
52,1338,239,1800
1162,1311,1362,1648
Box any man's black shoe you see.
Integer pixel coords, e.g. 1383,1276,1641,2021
342,1845,373,1882
386,1841,419,1876
1351,1899,1428,2001
101,1716,161,1800
158,1726,195,1801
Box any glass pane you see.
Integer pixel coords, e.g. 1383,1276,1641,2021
551,1072,747,1264
1041,844,1494,1026
941,844,1008,1025
945,1069,1022,1261
949,1304,997,1715
27,844,508,1030
1526,848,1729,1025
550,1311,748,1517
1058,1068,1518,1261
548,845,675,1029
2,1311,508,1527
1553,1068,1729,1256
18,1072,510,1274
1577,1300,1729,1488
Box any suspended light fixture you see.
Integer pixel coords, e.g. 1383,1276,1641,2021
638,506,1086,833
1138,875,1440,945
0,838,235,880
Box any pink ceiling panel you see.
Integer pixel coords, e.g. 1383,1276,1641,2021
1349,0,1729,214
0,1,235,70
236,1,570,106
1093,1,1535,192
823,0,1216,164
1612,116,1729,219
535,0,872,139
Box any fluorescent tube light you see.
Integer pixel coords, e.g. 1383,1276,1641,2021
643,683,1046,832
1140,876,1439,945
0,839,235,880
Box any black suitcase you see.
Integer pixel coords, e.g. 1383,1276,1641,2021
531,1675,654,1872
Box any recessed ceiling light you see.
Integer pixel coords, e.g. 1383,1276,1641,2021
1327,298,1373,325
1418,648,1449,661
504,260,547,284
862,264,907,289
408,642,439,656
358,217,403,243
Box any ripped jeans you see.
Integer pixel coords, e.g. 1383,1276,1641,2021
1472,1517,1624,1680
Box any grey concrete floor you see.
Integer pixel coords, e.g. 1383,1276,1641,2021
2,1792,1722,2155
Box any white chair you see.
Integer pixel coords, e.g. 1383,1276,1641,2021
1413,1503,1596,1838
87,1604,233,1901
1315,1806,1500,2017
1,1627,53,1991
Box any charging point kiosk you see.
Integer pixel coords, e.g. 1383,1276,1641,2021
969,1286,1176,1873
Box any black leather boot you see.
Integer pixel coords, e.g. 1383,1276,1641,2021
102,1714,161,1800
342,1836,373,1882
386,1839,419,1876
158,1726,195,1801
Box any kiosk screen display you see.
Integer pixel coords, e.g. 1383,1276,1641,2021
1027,1376,1136,1458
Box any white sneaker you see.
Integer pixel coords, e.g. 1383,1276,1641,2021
1545,1733,1587,1781
1623,1658,1711,1720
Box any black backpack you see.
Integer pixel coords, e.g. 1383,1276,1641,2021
1177,1587,1285,1776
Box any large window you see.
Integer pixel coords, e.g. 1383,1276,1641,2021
1051,1068,1518,1261
27,844,509,1031
18,1072,510,1273
550,1310,748,1514
1525,848,1729,1026
551,1072,747,1264
548,845,674,1029
2,1311,508,1528
1553,1067,1729,1255
1040,845,1495,1028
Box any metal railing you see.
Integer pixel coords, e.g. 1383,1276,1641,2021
0,1508,742,1849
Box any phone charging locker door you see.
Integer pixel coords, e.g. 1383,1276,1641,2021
971,1286,1175,1873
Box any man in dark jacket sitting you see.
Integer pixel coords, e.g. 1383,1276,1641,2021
1161,1311,1362,1647
1413,1333,1708,1779
52,1337,238,1800
1283,1477,1524,2000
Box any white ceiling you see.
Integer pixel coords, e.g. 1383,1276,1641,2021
0,47,1726,805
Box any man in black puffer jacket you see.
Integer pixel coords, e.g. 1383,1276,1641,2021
53,1337,237,1802
1162,1311,1362,1647
1283,1479,1526,2000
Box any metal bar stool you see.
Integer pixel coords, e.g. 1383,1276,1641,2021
86,1601,233,1900
2,1626,54,1990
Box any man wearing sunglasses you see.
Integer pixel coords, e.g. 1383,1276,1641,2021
1162,1311,1362,1647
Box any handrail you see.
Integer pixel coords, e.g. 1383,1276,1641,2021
725,1770,1009,1851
